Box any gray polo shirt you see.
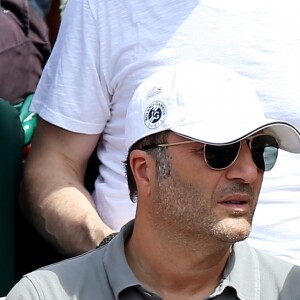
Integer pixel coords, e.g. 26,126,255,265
6,220,300,299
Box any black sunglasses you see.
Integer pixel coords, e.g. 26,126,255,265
142,134,279,172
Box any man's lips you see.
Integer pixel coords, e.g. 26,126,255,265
217,194,251,211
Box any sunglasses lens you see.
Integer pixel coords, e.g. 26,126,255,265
205,135,278,171
251,135,278,171
205,143,240,169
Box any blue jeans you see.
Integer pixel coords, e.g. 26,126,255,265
27,0,52,19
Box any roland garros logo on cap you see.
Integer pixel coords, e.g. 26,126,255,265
144,101,167,129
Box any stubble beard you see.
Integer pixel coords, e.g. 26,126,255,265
152,170,256,245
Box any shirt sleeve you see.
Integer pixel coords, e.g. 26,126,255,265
6,277,41,300
31,0,111,134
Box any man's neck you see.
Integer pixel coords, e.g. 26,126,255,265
125,224,232,300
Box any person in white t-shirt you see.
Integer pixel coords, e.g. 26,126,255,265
8,60,300,300
21,0,300,263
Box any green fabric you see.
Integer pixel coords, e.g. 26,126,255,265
0,99,24,296
14,94,37,146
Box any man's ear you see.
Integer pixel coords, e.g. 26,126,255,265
130,150,154,196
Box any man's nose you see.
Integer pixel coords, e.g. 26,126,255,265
226,141,260,183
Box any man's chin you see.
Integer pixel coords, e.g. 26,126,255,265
214,219,252,243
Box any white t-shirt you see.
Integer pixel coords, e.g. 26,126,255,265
32,0,300,264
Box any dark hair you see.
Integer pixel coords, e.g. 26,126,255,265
124,131,171,202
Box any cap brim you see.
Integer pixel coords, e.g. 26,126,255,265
171,119,300,154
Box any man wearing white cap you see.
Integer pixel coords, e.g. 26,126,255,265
7,61,300,299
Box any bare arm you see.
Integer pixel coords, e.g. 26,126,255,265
20,118,115,256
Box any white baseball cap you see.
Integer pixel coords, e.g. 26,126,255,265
125,60,300,153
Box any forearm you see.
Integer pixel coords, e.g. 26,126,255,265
20,158,115,256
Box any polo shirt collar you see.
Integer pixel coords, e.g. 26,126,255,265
103,220,142,298
210,241,261,300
